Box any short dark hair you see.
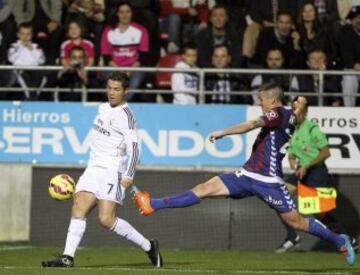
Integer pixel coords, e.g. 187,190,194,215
181,43,197,54
107,72,130,89
307,48,326,60
210,4,228,16
18,22,33,31
276,10,293,21
213,44,230,55
69,46,86,56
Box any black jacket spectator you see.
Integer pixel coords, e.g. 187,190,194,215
205,73,249,104
297,74,341,106
253,27,303,68
196,25,241,68
340,25,360,69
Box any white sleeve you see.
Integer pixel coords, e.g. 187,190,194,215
172,72,188,92
7,43,21,64
122,128,139,179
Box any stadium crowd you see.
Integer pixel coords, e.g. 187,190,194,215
0,0,359,106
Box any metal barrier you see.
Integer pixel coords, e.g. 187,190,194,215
0,65,359,105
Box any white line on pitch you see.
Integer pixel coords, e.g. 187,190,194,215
0,266,355,275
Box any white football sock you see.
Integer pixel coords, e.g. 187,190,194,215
63,217,86,257
111,217,151,251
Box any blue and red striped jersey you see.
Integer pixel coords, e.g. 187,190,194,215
243,107,296,177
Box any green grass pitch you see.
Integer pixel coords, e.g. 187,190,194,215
0,246,359,275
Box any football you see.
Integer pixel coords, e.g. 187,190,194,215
49,174,75,201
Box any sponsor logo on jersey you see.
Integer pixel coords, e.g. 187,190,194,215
264,195,283,206
93,123,110,136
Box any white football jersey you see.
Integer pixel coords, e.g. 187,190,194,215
88,102,139,179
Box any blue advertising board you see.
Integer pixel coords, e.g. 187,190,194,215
0,102,247,166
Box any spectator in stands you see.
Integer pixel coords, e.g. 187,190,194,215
296,48,341,106
242,0,297,61
296,2,337,67
8,22,46,101
340,6,360,107
66,0,105,61
215,0,248,34
298,0,339,25
0,1,17,64
205,44,248,104
171,43,198,104
101,1,149,101
57,46,88,101
61,20,95,67
251,48,299,104
105,0,161,66
13,0,62,64
253,11,304,69
159,0,210,54
196,4,242,68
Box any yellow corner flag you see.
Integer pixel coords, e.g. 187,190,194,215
298,182,337,215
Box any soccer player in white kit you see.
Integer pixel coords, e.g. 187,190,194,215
42,72,163,268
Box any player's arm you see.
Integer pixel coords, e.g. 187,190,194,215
293,96,307,122
209,117,265,143
121,130,140,188
306,146,330,170
288,153,298,171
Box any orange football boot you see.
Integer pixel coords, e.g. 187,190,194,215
132,186,155,216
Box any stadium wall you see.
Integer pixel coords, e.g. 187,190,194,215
0,164,31,242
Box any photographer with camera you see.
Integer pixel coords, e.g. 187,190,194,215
57,46,88,101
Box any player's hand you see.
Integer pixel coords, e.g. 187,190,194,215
295,166,307,179
209,130,224,143
296,96,307,105
120,177,133,188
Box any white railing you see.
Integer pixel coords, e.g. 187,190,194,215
0,65,359,105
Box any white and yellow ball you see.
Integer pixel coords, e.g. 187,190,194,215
49,174,75,201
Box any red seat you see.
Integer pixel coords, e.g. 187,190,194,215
155,54,182,88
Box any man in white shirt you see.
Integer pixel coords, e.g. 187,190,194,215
42,72,163,268
171,43,198,104
8,22,46,100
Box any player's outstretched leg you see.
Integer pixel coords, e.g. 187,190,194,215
132,176,229,216
132,185,200,216
281,211,356,266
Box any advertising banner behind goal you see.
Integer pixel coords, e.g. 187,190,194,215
0,102,247,166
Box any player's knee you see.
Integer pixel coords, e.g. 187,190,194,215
284,215,306,231
98,214,115,229
192,182,210,198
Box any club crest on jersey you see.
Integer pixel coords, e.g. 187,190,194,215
265,110,278,121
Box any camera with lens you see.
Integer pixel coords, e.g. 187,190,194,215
70,61,83,70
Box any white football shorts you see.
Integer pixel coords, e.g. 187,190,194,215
76,166,125,205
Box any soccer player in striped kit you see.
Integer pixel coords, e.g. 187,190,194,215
42,72,162,268
133,83,355,266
